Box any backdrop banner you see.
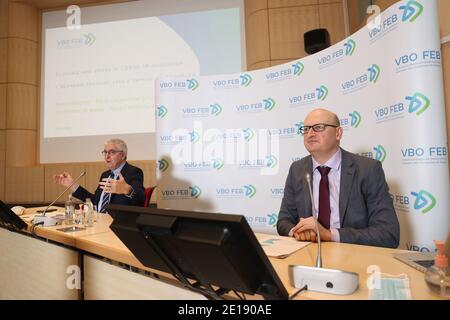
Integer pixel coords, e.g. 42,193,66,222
155,0,449,251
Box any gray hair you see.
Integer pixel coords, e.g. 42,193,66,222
105,138,128,158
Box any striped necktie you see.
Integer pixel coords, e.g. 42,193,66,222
99,173,115,213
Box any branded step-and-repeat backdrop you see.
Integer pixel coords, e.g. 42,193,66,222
155,0,449,251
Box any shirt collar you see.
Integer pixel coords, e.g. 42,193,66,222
111,161,126,177
312,148,342,172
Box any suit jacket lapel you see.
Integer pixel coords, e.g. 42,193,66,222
111,162,129,203
120,162,129,177
339,149,355,225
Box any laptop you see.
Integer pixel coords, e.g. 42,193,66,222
393,230,450,273
0,200,28,230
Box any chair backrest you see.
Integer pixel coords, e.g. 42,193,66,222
144,186,156,207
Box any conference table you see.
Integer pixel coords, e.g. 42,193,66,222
0,207,443,300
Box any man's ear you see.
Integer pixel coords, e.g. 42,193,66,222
336,127,343,141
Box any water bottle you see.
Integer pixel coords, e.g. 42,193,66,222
64,194,75,225
84,198,95,227
424,240,450,298
74,204,84,225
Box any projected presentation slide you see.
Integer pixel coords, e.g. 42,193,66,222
43,8,242,139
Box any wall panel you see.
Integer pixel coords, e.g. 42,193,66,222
0,39,7,83
269,5,319,60
0,130,4,200
318,0,341,4
0,84,6,129
7,38,37,85
271,59,294,66
0,129,4,151
0,150,4,200
319,3,345,45
439,0,450,35
5,129,36,166
248,60,271,70
245,0,268,16
0,129,4,199
5,165,44,202
245,9,271,65
6,83,37,129
269,0,317,8
0,0,7,38
346,0,361,34
8,1,38,41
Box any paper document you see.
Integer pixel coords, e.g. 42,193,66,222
257,234,310,259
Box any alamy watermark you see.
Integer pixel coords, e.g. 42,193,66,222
66,5,81,30
166,121,282,176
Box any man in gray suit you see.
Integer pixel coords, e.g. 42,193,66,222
277,108,400,248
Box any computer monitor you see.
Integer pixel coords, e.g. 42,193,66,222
0,200,27,231
108,204,289,300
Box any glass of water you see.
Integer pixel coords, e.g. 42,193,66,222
84,202,95,227
92,205,99,222
64,202,74,225
74,204,84,225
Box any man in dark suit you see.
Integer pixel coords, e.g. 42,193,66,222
53,139,145,212
277,109,400,248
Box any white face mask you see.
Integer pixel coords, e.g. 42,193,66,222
368,273,412,300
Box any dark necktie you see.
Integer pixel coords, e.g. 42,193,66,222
317,166,331,229
99,173,115,213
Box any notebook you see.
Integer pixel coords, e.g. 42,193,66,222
393,230,450,273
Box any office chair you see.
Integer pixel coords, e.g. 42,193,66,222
144,186,156,207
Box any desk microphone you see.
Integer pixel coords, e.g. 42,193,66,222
306,173,322,268
288,173,359,295
33,171,86,227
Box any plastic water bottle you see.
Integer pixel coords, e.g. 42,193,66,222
424,240,450,298
64,194,75,225
84,198,95,227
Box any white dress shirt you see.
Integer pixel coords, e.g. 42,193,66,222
312,149,342,242
289,149,342,242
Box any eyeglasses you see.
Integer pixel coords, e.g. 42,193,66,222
101,150,123,156
299,123,339,135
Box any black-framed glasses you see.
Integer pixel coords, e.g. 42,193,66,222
299,123,339,135
101,150,123,156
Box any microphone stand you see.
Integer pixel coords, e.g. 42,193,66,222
287,172,359,295
306,173,322,268
34,171,86,226
40,171,86,216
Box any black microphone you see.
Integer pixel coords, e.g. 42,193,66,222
37,171,86,217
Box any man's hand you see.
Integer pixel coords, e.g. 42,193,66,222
53,172,77,191
292,217,332,242
293,229,317,242
99,173,132,195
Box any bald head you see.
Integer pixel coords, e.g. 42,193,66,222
305,108,340,127
303,108,343,164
